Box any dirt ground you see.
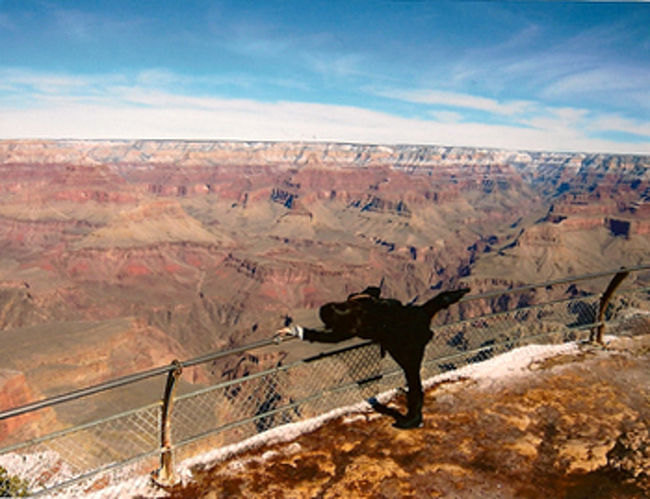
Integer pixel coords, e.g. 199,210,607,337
164,335,649,499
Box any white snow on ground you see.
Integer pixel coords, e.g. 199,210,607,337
427,340,584,389
68,468,158,499
0,336,620,498
0,448,158,498
0,450,76,491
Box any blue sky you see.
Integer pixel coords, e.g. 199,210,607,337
0,1,648,153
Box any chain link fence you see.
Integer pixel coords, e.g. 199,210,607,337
0,266,648,497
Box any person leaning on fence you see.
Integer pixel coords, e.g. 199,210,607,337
275,285,470,429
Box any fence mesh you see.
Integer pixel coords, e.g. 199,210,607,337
0,268,648,497
0,404,160,496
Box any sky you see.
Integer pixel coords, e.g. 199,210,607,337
0,0,648,153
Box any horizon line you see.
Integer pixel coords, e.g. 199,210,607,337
2,137,649,158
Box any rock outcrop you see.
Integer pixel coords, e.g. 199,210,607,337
0,370,56,445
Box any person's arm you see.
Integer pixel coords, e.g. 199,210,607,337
302,326,354,343
276,325,354,343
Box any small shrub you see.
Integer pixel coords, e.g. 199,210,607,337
0,466,29,497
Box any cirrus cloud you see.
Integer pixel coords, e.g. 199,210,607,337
374,88,536,117
0,68,648,154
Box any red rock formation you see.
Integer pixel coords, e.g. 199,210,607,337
0,370,55,444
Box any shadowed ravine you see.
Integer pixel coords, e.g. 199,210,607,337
166,334,649,498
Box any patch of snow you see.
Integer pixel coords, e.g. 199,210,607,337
0,449,159,498
76,472,156,499
0,450,76,491
424,341,581,390
177,400,370,481
261,450,279,461
38,461,158,499
342,414,370,424
285,442,302,455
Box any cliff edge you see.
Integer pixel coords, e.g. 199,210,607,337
168,332,649,498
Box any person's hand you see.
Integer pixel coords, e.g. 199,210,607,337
274,325,304,340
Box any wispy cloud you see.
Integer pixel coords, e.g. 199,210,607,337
304,52,366,78
53,8,96,41
543,66,650,103
47,5,146,43
3,97,644,154
587,114,650,137
440,14,649,114
205,11,372,83
1,2,646,156
375,88,536,117
371,81,650,143
0,67,310,105
0,71,648,154
0,68,126,98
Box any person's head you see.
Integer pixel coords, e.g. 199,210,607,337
319,287,380,331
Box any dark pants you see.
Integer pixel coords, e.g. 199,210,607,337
388,341,426,425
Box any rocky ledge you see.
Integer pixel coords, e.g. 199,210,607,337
167,334,649,498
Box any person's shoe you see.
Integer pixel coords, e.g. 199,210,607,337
392,414,423,429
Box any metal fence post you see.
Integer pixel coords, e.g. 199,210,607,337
151,359,183,486
591,270,630,344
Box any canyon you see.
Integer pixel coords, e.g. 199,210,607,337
0,140,648,440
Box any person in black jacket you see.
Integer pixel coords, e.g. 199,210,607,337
276,285,470,429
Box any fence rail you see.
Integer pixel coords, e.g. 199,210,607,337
0,265,648,496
